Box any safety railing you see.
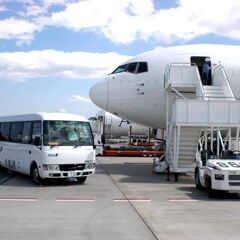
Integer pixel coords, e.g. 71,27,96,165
164,62,200,88
211,65,235,99
172,98,240,126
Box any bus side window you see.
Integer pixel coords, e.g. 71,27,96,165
22,122,32,144
31,121,42,145
0,123,2,140
10,122,24,143
0,123,11,141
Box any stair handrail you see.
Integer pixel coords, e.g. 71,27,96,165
164,64,170,89
165,107,175,168
193,64,204,99
221,66,235,99
165,62,201,89
213,65,235,99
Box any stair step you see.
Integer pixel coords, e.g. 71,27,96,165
179,161,194,166
204,97,235,101
203,86,226,90
178,163,194,168
180,127,201,131
203,87,226,91
170,144,198,149
204,95,227,97
180,134,200,138
179,151,196,158
179,159,194,163
204,92,226,96
179,145,197,149
179,158,194,162
180,136,199,140
202,85,234,100
181,132,201,136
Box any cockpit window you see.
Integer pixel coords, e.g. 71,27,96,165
88,117,97,121
111,64,128,74
111,62,148,74
126,62,138,73
137,62,148,73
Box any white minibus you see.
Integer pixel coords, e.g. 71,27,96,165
0,112,96,184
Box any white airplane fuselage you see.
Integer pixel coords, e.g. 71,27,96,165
89,44,240,129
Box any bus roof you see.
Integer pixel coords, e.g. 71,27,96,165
0,112,88,122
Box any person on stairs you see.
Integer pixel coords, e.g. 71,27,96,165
202,57,212,85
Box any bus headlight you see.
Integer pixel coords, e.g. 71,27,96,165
215,174,224,180
85,160,95,169
43,164,59,171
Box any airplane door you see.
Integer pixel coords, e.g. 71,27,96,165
190,56,211,80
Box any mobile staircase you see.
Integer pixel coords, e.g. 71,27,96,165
154,62,240,181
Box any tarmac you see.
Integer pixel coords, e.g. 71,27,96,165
0,156,240,240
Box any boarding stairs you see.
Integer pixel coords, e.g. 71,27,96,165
167,126,201,171
202,65,235,100
160,62,239,176
203,86,231,99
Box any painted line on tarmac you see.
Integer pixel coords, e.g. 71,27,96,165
0,197,38,202
113,198,151,202
168,198,199,202
56,198,95,202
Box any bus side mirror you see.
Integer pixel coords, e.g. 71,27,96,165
34,137,41,146
93,145,96,149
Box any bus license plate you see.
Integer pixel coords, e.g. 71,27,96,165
68,172,77,178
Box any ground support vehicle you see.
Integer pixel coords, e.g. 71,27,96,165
195,150,240,197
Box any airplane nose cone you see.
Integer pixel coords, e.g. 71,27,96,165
89,79,109,111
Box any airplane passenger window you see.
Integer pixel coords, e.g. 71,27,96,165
137,62,148,73
111,64,128,74
126,62,137,73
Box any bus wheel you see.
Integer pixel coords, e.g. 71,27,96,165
31,165,43,185
77,176,87,184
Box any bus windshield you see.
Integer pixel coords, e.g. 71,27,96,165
43,121,93,146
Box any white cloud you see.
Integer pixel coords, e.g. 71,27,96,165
0,50,130,82
59,108,67,113
0,17,42,43
24,5,48,17
49,0,240,44
69,95,91,103
0,0,71,43
0,6,7,12
1,0,240,45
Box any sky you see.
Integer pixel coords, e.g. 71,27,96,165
1,0,240,118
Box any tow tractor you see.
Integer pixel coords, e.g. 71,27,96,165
195,149,240,197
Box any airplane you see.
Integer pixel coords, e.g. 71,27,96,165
89,44,240,129
89,110,151,138
89,44,240,188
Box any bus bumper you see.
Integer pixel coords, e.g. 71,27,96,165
39,167,95,179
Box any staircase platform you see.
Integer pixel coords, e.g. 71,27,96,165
172,99,240,126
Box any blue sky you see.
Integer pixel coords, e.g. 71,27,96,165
1,0,240,118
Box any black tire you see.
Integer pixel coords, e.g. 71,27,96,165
195,168,204,190
206,176,215,198
174,173,179,182
31,164,43,185
76,176,87,184
0,165,7,173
